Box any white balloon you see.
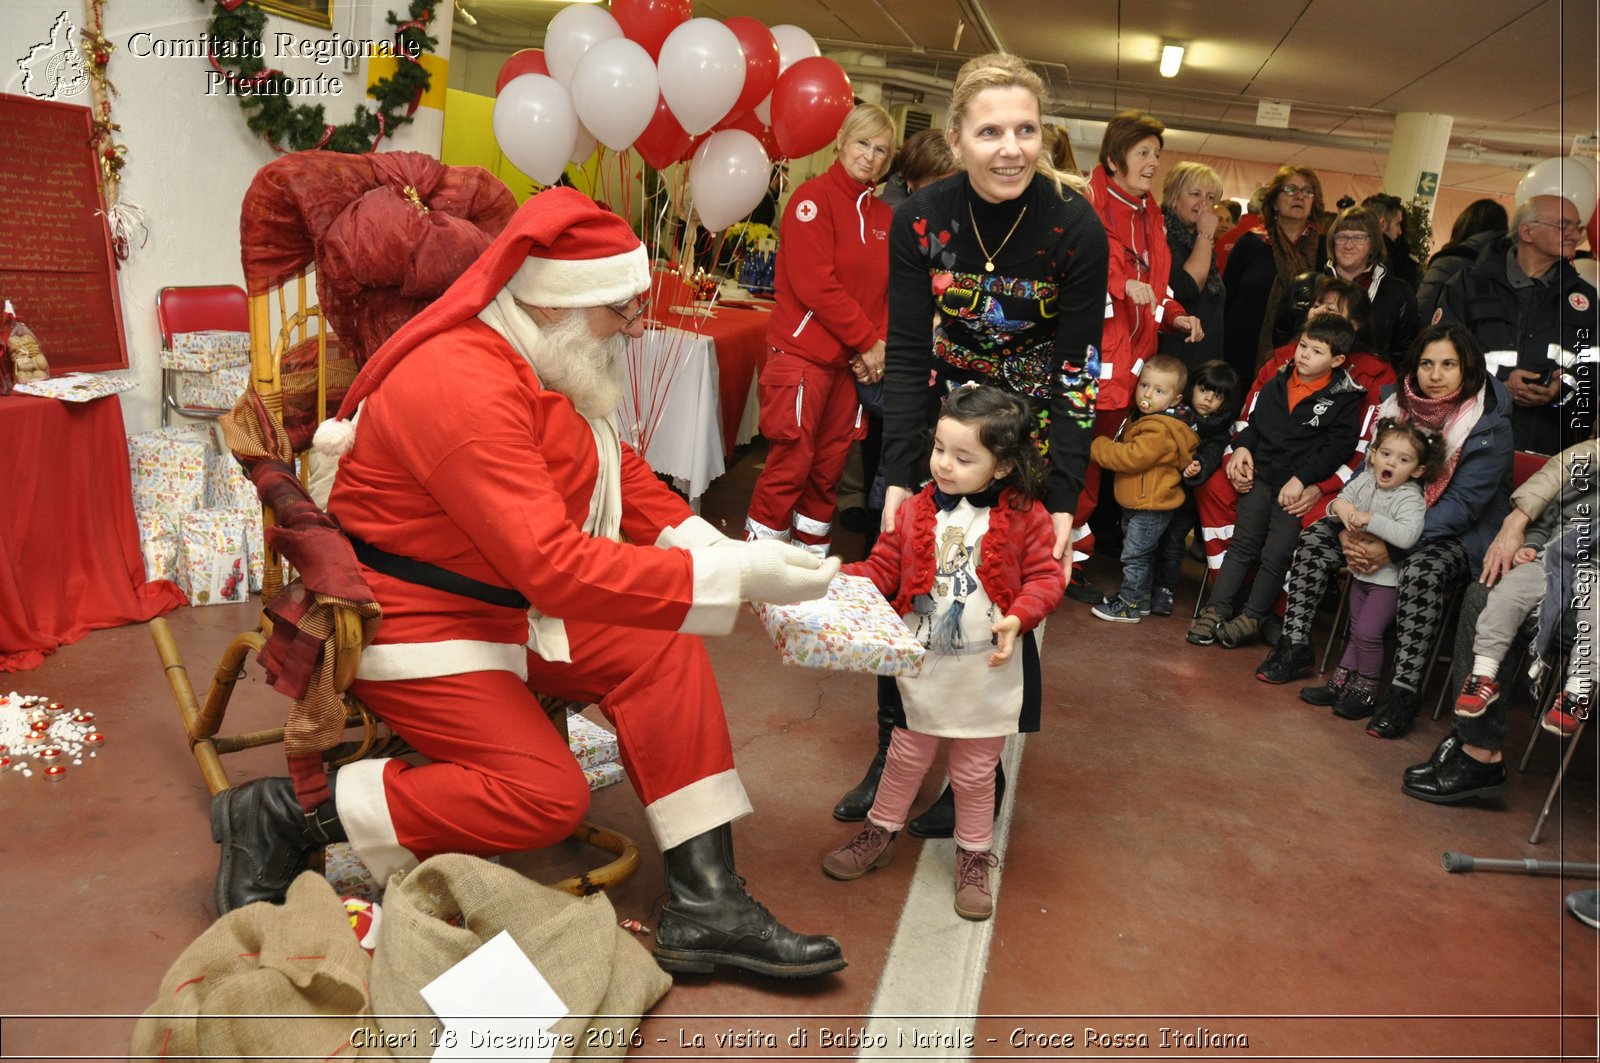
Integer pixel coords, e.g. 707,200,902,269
1574,257,1599,289
571,123,597,165
492,74,579,185
754,92,771,126
1515,156,1598,224
658,18,746,136
769,24,820,76
543,4,622,87
569,37,658,152
689,129,771,232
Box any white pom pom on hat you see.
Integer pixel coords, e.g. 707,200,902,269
313,416,358,458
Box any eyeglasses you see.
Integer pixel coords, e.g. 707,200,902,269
607,295,651,329
1529,218,1584,235
1279,185,1315,199
1332,233,1371,245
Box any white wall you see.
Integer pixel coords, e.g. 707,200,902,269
4,0,447,433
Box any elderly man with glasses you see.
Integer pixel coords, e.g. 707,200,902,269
210,189,850,980
1436,192,1598,454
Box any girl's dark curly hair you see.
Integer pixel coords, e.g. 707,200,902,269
939,384,1045,504
1371,416,1446,484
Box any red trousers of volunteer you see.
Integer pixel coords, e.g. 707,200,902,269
745,351,863,547
349,619,734,860
1069,405,1130,568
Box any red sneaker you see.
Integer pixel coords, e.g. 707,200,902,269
1454,675,1500,718
1542,691,1591,737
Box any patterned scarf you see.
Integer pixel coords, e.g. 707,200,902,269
1162,207,1223,298
1376,376,1486,506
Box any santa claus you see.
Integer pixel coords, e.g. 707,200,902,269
211,188,846,979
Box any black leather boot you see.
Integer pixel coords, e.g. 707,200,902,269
1400,750,1507,804
832,690,896,822
212,776,345,915
907,762,1007,839
1367,686,1421,739
1403,731,1461,783
654,823,846,978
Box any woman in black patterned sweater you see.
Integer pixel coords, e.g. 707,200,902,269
838,52,1107,839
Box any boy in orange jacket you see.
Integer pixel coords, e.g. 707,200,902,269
1089,354,1200,623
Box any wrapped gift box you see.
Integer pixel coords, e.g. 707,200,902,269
582,761,627,791
129,426,211,516
176,508,251,606
135,510,179,584
173,365,249,411
753,574,925,677
566,713,619,772
161,330,251,372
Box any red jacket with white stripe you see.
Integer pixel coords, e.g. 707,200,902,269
1087,167,1186,411
766,161,891,369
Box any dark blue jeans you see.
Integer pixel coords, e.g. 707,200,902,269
1118,509,1180,607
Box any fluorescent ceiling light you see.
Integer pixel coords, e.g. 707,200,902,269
1159,43,1185,78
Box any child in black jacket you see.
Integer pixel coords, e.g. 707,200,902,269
1188,315,1365,647
1148,361,1241,616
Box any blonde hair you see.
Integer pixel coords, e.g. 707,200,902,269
946,52,1085,197
835,103,895,152
1160,161,1224,212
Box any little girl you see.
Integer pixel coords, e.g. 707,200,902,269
1299,418,1440,718
822,385,1066,921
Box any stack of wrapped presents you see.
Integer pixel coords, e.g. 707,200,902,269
129,423,264,606
162,329,252,414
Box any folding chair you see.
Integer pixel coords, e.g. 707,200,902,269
150,154,637,897
156,285,249,426
1517,649,1588,845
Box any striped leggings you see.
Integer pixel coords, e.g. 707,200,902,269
1280,520,1468,691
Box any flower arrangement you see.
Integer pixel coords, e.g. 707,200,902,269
725,221,776,251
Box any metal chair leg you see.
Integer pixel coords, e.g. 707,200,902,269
1518,658,1563,773
1192,563,1214,619
1319,573,1351,675
1530,716,1588,845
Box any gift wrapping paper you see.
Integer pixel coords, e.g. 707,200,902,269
135,510,179,584
12,372,136,402
176,508,251,606
583,761,627,791
161,330,251,372
753,574,926,677
173,365,249,411
566,713,620,772
128,426,211,517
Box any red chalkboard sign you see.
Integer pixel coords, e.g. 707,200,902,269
0,92,128,373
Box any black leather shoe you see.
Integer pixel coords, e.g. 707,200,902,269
655,824,845,978
1299,682,1342,706
1065,574,1104,604
211,776,343,916
1367,687,1421,738
907,762,1006,839
1401,751,1507,804
1256,641,1314,684
1331,689,1377,720
1403,731,1462,784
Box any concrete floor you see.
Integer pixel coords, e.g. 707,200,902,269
2,444,1597,1061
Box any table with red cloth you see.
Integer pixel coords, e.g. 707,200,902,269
656,303,770,454
0,393,186,671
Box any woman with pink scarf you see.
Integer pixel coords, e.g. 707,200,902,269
1255,323,1514,739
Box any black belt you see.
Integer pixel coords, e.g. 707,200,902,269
347,535,530,610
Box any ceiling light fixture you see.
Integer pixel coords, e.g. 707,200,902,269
454,0,476,26
1159,41,1185,79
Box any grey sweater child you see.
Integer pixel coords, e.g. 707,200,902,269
1326,468,1427,587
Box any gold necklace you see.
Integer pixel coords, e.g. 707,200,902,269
967,200,1028,273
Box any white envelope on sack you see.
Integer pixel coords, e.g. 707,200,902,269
420,930,569,1062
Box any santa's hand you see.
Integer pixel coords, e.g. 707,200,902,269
739,540,841,604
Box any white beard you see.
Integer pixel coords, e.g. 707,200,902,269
524,310,627,419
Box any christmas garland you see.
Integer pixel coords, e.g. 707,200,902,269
200,0,437,153
81,0,147,261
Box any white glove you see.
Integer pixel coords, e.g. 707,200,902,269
739,540,840,604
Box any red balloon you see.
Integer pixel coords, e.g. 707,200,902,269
495,49,548,96
612,0,691,62
636,94,694,170
723,17,779,119
718,107,782,162
770,57,854,160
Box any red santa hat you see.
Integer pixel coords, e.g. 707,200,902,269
313,187,648,457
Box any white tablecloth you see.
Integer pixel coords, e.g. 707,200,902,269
616,326,725,502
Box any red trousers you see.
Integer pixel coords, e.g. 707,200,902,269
349,619,737,862
1069,405,1130,566
745,350,864,546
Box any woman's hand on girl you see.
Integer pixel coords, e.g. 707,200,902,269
1050,511,1075,582
881,485,912,534
989,615,1022,667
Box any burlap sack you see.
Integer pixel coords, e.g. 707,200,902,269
370,853,672,1058
131,873,391,1061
